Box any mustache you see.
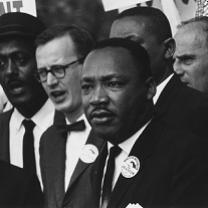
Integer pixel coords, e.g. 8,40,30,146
89,107,115,119
6,78,24,86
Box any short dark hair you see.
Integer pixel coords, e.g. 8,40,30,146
92,38,151,82
36,24,95,59
116,6,172,42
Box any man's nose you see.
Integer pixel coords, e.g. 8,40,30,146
173,59,184,75
46,71,59,87
90,85,109,106
5,59,18,75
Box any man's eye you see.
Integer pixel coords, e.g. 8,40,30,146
38,68,47,76
81,83,93,92
180,57,194,65
14,53,31,66
183,59,193,65
0,59,6,70
106,81,123,88
52,66,64,74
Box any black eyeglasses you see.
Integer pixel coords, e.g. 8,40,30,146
36,57,84,82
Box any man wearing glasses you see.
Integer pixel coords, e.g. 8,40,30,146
35,25,101,208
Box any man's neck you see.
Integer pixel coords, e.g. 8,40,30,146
156,65,173,86
15,97,47,119
113,103,154,145
64,106,84,123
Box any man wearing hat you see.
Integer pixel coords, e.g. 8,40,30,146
0,12,55,188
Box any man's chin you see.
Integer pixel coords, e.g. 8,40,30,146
8,94,31,107
92,125,113,138
92,125,121,143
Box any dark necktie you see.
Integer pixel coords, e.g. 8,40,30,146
57,119,86,136
101,145,121,208
22,119,36,174
65,120,86,131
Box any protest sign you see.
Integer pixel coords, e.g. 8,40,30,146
0,0,36,16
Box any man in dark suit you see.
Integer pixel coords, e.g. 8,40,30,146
35,25,101,208
0,12,55,188
81,38,208,208
109,6,208,135
0,160,43,208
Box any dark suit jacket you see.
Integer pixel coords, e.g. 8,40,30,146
39,111,106,208
95,118,208,208
155,75,208,136
0,109,13,162
0,160,43,208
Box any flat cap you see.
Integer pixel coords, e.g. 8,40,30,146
0,12,45,39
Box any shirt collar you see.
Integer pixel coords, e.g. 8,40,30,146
12,108,25,131
32,99,55,130
108,120,151,155
66,113,91,131
153,74,174,104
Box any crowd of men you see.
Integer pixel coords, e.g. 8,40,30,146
0,6,208,208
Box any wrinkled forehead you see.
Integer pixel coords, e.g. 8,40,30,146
175,24,208,51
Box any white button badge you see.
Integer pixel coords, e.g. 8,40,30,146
80,144,99,163
121,156,140,178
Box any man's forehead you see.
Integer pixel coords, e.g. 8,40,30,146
0,39,34,54
84,47,133,67
112,16,150,34
175,28,207,51
83,47,138,78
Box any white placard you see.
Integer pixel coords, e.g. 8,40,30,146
0,0,37,16
102,0,151,11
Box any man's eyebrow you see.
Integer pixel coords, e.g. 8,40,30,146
82,77,94,82
82,74,125,82
176,54,195,59
101,74,125,82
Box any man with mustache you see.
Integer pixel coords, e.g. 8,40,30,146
110,6,208,137
0,12,55,188
35,25,105,208
81,38,208,208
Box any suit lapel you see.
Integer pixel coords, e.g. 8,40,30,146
63,130,106,204
155,75,182,119
0,109,13,162
45,111,67,207
108,118,164,208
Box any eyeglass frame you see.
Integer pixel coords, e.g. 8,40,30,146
36,57,84,83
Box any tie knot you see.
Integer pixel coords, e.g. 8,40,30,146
22,119,35,131
109,145,121,158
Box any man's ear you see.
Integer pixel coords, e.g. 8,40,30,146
145,77,156,100
163,38,176,59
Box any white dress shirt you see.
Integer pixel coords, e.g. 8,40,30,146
0,85,10,112
9,99,55,188
153,74,174,104
101,120,151,193
64,114,91,191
